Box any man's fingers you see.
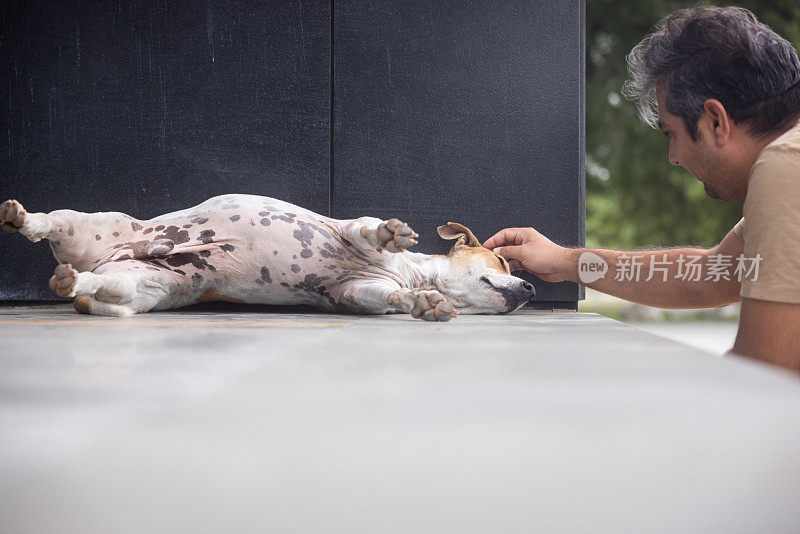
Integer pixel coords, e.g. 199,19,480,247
482,228,527,250
492,245,524,260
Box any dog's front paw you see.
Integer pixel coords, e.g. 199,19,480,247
1,199,27,234
49,264,80,298
390,289,456,321
362,218,419,253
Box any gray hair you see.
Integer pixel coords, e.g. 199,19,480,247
623,7,800,139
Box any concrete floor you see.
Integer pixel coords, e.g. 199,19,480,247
630,321,739,355
2,304,800,533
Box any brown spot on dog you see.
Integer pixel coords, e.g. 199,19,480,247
293,225,314,246
166,252,211,270
260,266,272,284
320,242,345,261
199,250,212,258
258,211,269,217
113,232,120,237
273,250,278,255
183,224,193,229
67,222,74,236
300,249,313,258
260,218,271,226
73,296,92,314
220,244,235,252
155,225,190,244
143,228,153,235
199,229,215,244
291,264,301,273
192,273,203,287
197,288,245,303
95,235,101,241
190,218,208,225
154,225,165,231
131,222,143,231
229,215,241,222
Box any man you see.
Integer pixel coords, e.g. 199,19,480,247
485,7,800,372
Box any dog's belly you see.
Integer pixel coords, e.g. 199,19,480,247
140,195,375,309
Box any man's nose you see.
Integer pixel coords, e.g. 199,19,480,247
669,150,679,166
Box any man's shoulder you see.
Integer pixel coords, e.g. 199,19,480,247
749,124,800,185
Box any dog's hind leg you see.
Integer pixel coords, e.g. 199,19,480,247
1,199,54,243
1,199,148,271
49,260,190,316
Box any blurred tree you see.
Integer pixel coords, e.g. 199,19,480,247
586,0,800,249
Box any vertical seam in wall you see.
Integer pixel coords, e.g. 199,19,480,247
329,0,335,218
579,0,586,247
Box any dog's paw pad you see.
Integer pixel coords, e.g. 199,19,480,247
1,200,27,234
380,218,419,252
410,290,457,321
49,264,80,298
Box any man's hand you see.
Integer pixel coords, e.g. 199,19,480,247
482,227,571,282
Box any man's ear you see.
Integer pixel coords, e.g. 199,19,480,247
701,98,732,146
437,222,481,247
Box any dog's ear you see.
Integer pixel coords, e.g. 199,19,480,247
437,222,481,248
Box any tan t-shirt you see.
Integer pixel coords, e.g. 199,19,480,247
733,120,800,303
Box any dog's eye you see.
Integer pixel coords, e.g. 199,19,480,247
496,256,507,271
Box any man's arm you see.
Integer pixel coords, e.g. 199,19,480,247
569,228,743,308
733,298,800,371
484,226,743,309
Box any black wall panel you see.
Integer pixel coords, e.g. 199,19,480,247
2,0,585,306
333,0,585,305
0,0,331,300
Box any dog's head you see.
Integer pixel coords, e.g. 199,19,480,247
434,222,535,314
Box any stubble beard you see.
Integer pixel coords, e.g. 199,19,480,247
703,182,722,200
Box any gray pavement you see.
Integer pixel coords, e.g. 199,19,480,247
1,304,799,533
630,321,739,355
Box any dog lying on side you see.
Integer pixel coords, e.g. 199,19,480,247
0,194,535,320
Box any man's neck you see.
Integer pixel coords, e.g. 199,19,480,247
736,122,796,184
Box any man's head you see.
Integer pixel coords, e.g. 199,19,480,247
623,7,800,201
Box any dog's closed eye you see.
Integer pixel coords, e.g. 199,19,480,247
496,255,508,272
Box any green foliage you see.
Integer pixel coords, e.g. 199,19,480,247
586,0,800,249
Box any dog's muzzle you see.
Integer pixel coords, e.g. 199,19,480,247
497,280,535,312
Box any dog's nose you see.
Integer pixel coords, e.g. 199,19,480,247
522,280,533,292
521,280,535,299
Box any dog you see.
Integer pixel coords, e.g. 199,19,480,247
0,194,535,320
